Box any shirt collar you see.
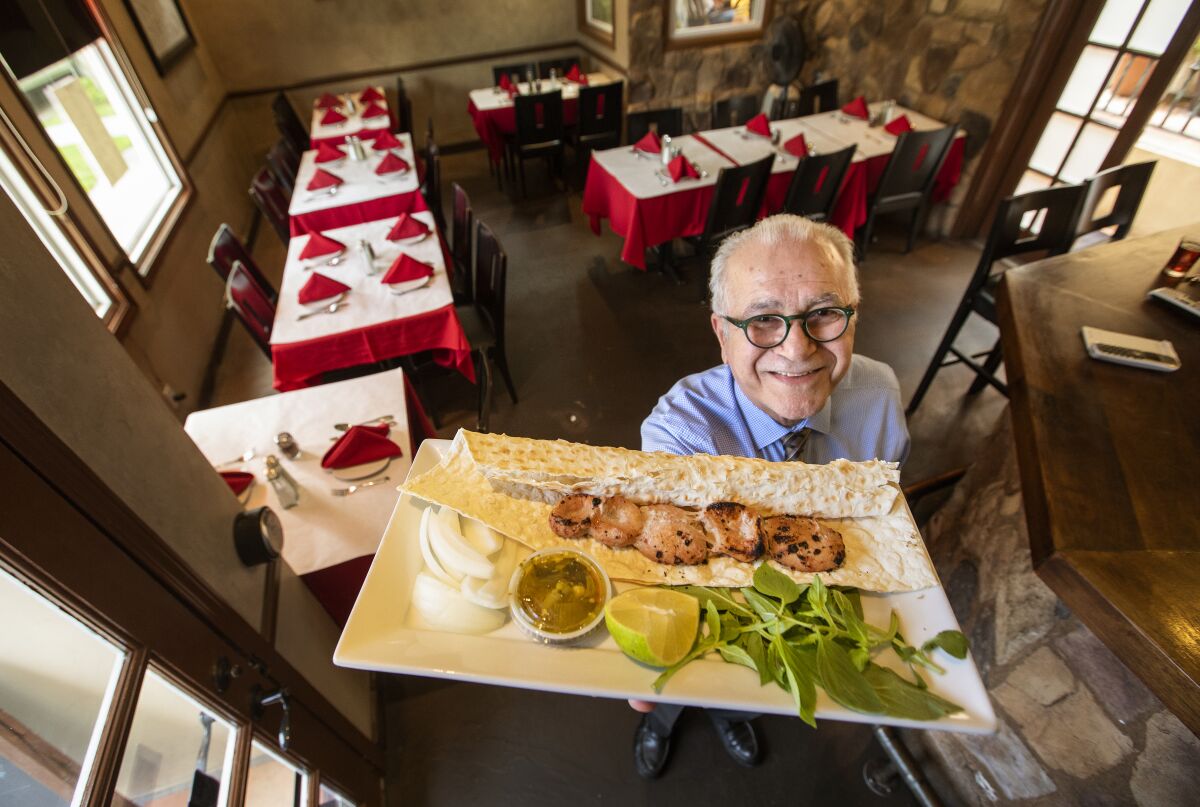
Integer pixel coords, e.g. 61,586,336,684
732,377,834,451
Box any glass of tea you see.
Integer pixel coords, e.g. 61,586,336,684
1162,237,1200,278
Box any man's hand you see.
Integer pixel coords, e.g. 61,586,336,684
628,699,656,713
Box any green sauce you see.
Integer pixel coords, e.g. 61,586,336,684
514,552,605,634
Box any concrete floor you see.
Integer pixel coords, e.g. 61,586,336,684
208,148,1008,805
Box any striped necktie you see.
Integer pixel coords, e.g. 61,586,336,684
781,428,810,462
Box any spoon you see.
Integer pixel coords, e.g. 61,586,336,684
331,476,391,496
297,296,349,320
333,414,396,431
303,252,347,270
217,448,256,467
303,185,340,202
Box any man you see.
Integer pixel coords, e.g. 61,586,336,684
632,214,909,779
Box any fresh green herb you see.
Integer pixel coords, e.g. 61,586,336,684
650,563,969,725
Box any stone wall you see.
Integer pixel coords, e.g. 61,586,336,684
903,411,1200,805
627,0,1051,231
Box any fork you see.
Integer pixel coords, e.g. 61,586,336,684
331,476,391,496
302,185,340,202
297,294,349,320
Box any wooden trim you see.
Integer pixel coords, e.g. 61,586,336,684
577,0,616,49
0,706,79,800
81,647,148,807
261,557,281,645
578,40,629,79
120,0,197,76
663,0,773,51
226,715,253,807
950,0,1103,238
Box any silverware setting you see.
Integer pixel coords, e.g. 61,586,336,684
333,414,396,432
302,251,347,270
331,476,391,496
388,275,434,295
302,185,340,202
297,293,349,320
217,448,256,467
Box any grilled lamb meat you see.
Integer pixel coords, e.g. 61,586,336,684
548,493,601,539
633,505,708,566
590,495,644,548
761,515,846,573
699,502,763,563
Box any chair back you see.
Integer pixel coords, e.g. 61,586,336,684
249,168,291,246
207,223,277,303
493,62,536,86
872,125,957,207
711,94,761,129
703,154,776,243
422,134,445,233
272,92,309,155
473,219,508,346
782,145,856,222
538,57,581,78
625,107,683,144
973,184,1087,296
394,77,414,134
265,140,298,195
451,182,474,303
578,82,624,145
225,260,277,357
797,79,839,116
1075,160,1155,241
514,91,565,147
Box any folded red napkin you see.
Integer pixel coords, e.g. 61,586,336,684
362,102,388,119
565,65,587,85
321,108,347,125
372,131,402,150
298,273,350,304
220,471,254,496
841,96,869,119
634,131,661,154
316,92,341,109
299,232,345,259
306,169,342,191
381,253,434,284
321,424,402,469
386,212,430,241
375,152,410,175
884,114,913,135
745,113,771,137
359,86,384,103
668,154,700,182
783,133,809,157
315,142,345,163
499,73,512,91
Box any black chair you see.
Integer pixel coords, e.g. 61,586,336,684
573,81,624,162
510,90,565,196
265,140,298,195
797,79,839,116
450,182,474,305
858,125,957,259
248,169,291,246
905,183,1087,416
224,260,277,358
625,107,683,145
538,57,581,78
493,62,536,86
207,224,278,303
711,94,761,129
782,145,856,222
1072,160,1155,247
455,219,517,429
422,135,446,235
271,92,309,156
394,76,414,134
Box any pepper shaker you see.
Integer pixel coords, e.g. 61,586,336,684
265,455,300,510
274,432,300,459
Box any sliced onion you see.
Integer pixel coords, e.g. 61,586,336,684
461,517,504,557
411,572,505,634
429,507,495,579
460,539,518,609
418,506,461,586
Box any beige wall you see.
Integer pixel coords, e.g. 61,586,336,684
1126,145,1200,238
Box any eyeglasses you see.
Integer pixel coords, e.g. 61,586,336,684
722,306,856,348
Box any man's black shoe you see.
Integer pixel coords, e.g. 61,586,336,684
633,714,671,779
711,718,762,767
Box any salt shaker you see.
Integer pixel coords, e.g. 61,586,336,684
661,134,673,167
346,135,361,161
265,455,300,510
274,431,300,459
359,238,377,273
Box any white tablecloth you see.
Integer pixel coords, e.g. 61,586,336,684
466,73,613,112
184,368,412,574
289,132,420,217
309,86,390,142
270,210,452,346
589,134,735,200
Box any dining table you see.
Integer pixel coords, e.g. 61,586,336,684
581,102,965,270
466,73,614,165
270,210,474,392
288,133,427,236
309,86,392,147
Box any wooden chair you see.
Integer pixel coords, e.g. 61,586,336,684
572,81,624,168
510,90,565,196
207,224,277,303
265,139,298,196
455,219,517,430
538,57,581,78
224,260,277,358
857,125,957,259
249,169,291,246
781,145,856,223
711,94,761,129
797,79,839,116
450,183,474,305
905,183,1087,415
625,107,684,145
393,76,414,134
422,127,446,234
271,92,309,156
492,62,535,86
1072,160,1155,248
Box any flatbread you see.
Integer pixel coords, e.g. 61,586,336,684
401,430,938,592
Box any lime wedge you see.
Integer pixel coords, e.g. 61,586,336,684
605,587,700,667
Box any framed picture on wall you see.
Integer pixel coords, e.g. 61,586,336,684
123,0,195,75
578,0,616,48
664,0,772,49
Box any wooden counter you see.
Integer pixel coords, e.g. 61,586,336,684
998,225,1200,735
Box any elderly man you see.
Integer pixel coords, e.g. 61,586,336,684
632,214,909,779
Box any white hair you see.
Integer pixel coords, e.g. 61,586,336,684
708,214,859,315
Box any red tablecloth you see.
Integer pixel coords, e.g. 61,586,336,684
467,97,581,164
310,124,392,149
583,136,966,270
289,186,429,237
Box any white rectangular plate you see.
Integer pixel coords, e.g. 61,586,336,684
335,440,996,733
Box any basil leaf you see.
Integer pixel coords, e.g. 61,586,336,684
849,647,870,672
816,635,884,714
752,563,801,604
720,614,742,643
741,588,782,622
739,632,771,686
718,644,758,671
676,585,754,618
922,630,969,660
704,600,721,640
806,574,829,616
765,641,789,689
863,664,962,720
776,640,818,727
839,587,865,620
832,590,871,648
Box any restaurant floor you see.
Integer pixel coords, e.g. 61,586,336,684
210,150,1008,805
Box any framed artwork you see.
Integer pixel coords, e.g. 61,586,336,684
664,0,772,49
123,0,195,75
578,0,616,48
